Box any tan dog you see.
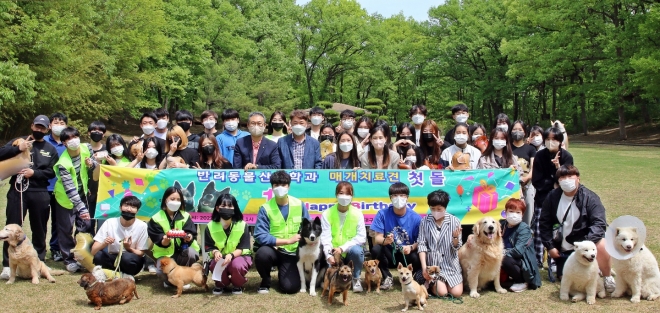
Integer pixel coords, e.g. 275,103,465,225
451,151,471,170
322,252,353,306
398,262,428,311
159,257,208,298
0,224,65,284
458,217,507,298
0,138,32,181
363,259,381,293
78,272,138,310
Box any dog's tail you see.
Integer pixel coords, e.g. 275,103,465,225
49,269,66,276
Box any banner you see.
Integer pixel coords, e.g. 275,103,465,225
96,165,521,225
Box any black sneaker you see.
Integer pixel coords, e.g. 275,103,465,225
52,250,63,262
212,287,224,295
232,287,243,295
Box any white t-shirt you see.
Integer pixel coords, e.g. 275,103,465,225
154,130,167,140
556,193,579,251
94,218,149,254
310,130,320,141
440,144,482,169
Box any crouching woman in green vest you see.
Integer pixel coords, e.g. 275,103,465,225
253,170,311,294
320,181,367,293
147,186,200,286
204,194,251,295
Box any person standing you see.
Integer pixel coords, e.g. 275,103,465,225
409,105,427,146
216,109,249,167
233,112,281,170
199,110,220,137
153,108,170,140
443,103,470,147
44,112,68,262
306,107,325,140
277,110,322,169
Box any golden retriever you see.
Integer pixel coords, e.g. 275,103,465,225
0,224,65,284
458,217,507,298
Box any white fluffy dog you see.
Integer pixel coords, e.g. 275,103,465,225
560,241,606,304
611,227,660,302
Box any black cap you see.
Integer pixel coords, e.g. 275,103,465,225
33,115,50,127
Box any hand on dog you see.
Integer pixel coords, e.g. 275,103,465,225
184,233,193,243
422,269,431,281
19,139,34,152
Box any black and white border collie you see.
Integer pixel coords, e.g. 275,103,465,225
297,217,327,296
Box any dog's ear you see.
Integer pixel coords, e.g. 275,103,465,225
363,261,368,268
202,181,216,195
631,227,637,234
616,227,621,236
313,216,321,225
407,264,413,271
186,181,196,196
347,260,354,270
174,181,182,189
397,262,403,270
374,259,379,266
472,221,480,236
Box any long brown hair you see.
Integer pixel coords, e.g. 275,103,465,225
198,134,230,168
482,128,514,167
367,125,390,169
334,132,360,169
420,119,442,165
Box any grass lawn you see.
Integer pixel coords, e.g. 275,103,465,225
1,143,659,312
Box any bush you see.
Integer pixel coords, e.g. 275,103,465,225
332,121,340,128
364,105,382,113
378,115,389,123
317,101,333,109
365,98,384,106
366,113,379,121
354,109,365,116
324,109,339,119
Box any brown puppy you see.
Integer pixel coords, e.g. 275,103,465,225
78,272,138,310
398,262,428,312
322,252,354,306
363,259,381,293
424,266,441,290
0,224,65,284
160,257,208,298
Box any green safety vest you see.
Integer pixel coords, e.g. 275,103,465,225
207,220,251,256
264,196,303,253
53,144,91,209
328,204,361,257
151,210,200,259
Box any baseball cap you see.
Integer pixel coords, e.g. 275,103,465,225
33,115,50,127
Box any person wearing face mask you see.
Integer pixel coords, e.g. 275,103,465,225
353,116,373,156
128,137,164,170
0,115,59,279
153,108,170,140
418,190,463,298
44,112,68,262
53,127,99,272
419,120,444,169
531,127,574,268
128,112,167,162
440,123,482,169
398,146,429,170
336,109,357,135
233,112,281,170
148,186,200,287
91,196,148,279
204,194,252,295
527,126,545,151
265,111,288,143
160,125,199,168
318,123,337,160
477,128,523,177
498,199,541,292
194,134,232,169
323,132,361,169
216,108,249,167
494,113,511,135
510,121,537,225
306,106,325,140
87,121,108,233
277,110,322,169
319,182,366,292
409,104,427,145
199,110,220,137
360,125,400,169
174,110,200,150
254,171,312,294
393,123,416,157
369,182,422,290
103,134,132,167
538,165,614,291
443,103,470,147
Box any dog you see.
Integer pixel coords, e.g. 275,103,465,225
424,266,441,290
0,138,32,181
78,272,138,310
322,252,353,306
398,262,428,312
559,241,606,304
458,217,507,298
0,224,65,284
159,257,208,298
196,181,230,213
173,181,196,212
611,227,660,302
297,216,327,296
363,259,381,293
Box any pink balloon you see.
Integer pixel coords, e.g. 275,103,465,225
104,171,111,177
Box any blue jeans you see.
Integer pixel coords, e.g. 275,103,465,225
342,245,364,279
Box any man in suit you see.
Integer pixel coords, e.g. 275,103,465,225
277,110,322,169
234,112,281,170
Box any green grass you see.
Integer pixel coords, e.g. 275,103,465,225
1,143,660,312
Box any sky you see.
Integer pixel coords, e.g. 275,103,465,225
295,0,441,21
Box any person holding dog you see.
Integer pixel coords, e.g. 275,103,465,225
499,198,541,292
204,194,252,295
148,186,200,287
320,181,367,292
254,170,311,294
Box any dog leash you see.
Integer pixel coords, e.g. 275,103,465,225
389,232,408,267
112,240,123,278
15,149,33,222
429,293,464,304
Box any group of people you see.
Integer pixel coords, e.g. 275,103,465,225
0,103,615,300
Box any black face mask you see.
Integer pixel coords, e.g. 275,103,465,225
399,135,412,142
90,132,103,143
203,145,215,155
422,133,435,142
121,211,136,221
178,122,191,132
32,130,46,141
271,122,284,131
319,135,333,142
213,208,234,222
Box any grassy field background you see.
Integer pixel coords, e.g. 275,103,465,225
1,143,659,312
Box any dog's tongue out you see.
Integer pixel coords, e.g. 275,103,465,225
342,277,349,282
487,233,494,239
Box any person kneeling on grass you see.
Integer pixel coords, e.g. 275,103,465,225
499,198,541,292
91,196,148,280
205,194,252,295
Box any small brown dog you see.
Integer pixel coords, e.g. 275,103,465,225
78,273,138,310
322,252,354,306
362,259,381,293
424,266,441,290
160,257,208,298
398,262,428,312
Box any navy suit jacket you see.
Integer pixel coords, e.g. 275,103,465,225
277,135,322,169
233,136,281,169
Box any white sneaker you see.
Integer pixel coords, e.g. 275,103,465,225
352,278,363,292
66,262,80,273
122,273,135,281
0,267,10,280
183,284,191,290
604,276,616,293
148,265,157,273
510,283,528,292
380,276,393,290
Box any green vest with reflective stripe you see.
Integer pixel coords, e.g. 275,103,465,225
53,144,91,209
264,196,303,253
207,220,251,256
151,210,200,259
328,204,360,257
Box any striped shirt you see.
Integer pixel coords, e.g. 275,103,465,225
58,146,96,214
417,213,463,288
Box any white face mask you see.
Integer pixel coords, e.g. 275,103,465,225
493,139,507,150
371,139,385,149
559,178,577,192
472,134,482,142
506,212,522,226
67,138,81,151
224,121,238,132
166,201,181,212
310,116,323,126
339,142,353,152
52,125,65,136
110,146,124,156
291,124,306,136
337,195,352,207
454,134,468,145
497,124,509,133
203,120,216,130
432,211,444,220
273,186,288,198
545,140,560,152
144,148,158,159
342,120,354,130
142,125,155,135
405,156,417,163
357,128,369,138
455,114,468,123
249,125,265,136
412,114,425,125
391,196,407,209
531,136,543,147
157,119,168,130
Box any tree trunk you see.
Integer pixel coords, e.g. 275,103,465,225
618,104,627,140
641,101,652,124
513,91,519,121
339,72,344,104
580,94,588,135
307,75,314,106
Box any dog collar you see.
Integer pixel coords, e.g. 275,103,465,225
16,235,27,247
86,280,98,289
403,280,413,286
168,266,176,274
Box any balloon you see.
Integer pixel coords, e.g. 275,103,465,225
457,185,464,203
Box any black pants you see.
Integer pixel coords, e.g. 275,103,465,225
553,250,575,279
48,192,59,253
370,244,421,279
54,194,92,265
501,255,525,285
3,190,50,267
93,250,145,276
255,246,301,294
86,191,98,235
